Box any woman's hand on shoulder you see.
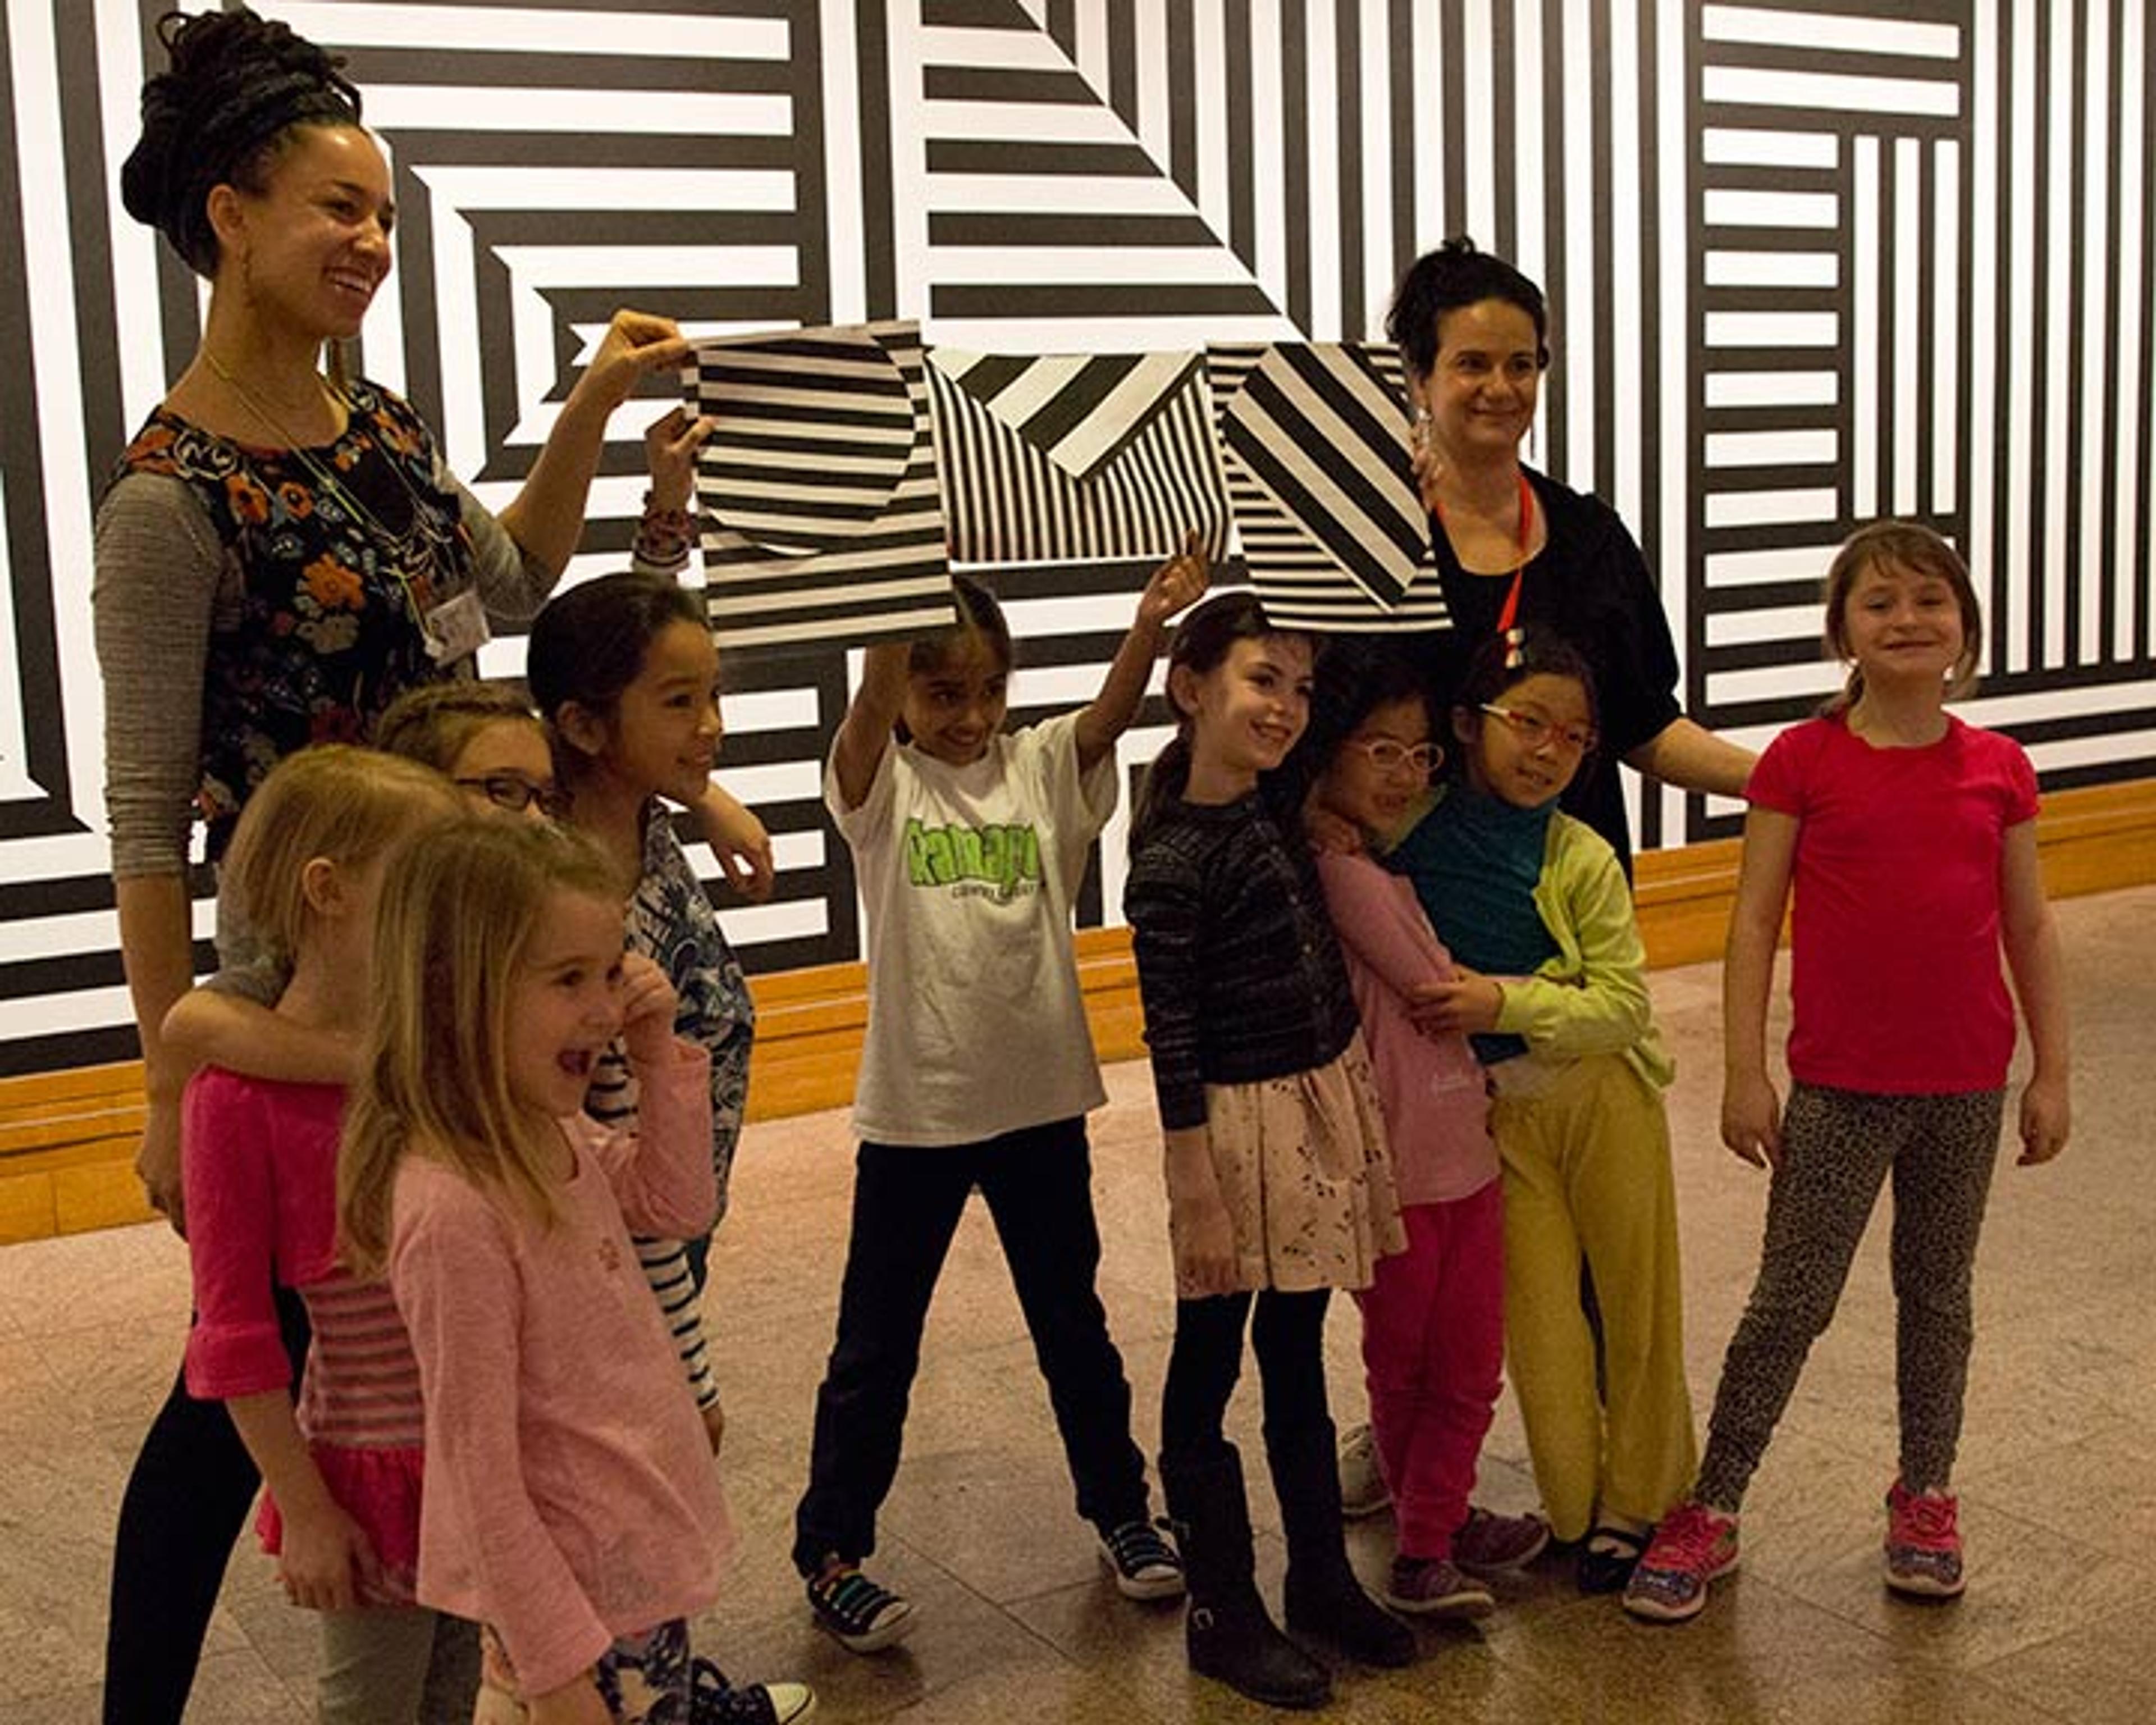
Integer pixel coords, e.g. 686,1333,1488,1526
574,310,697,417
1720,1070,1783,1170
616,952,680,1066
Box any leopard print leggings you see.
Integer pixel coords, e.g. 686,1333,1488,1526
1694,1083,2005,1510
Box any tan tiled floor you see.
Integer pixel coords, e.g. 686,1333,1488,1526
4,885,2152,1723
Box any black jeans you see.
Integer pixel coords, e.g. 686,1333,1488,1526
104,1283,310,1725
792,1119,1149,1573
1160,1286,1333,1470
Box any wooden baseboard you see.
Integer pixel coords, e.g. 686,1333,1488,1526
6,777,2150,1244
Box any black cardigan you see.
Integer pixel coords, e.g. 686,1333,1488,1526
1124,791,1361,1133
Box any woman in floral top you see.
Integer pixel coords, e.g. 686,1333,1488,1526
92,13,692,1722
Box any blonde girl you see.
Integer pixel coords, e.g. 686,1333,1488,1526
1625,523,2070,1622
146,704,558,1724
1386,624,1697,1595
172,746,465,1723
1125,591,1412,1710
338,819,737,1725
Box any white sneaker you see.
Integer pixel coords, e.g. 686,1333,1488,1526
1337,1422,1392,1518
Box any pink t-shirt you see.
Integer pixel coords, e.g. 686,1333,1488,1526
388,1043,732,1697
1315,850,1498,1204
1748,713,2039,1094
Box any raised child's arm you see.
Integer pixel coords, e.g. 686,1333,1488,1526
1074,533,1209,772
1720,806,1798,1169
829,641,911,811
1999,819,2071,1165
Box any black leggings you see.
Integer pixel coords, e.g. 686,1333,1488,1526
103,1284,310,1725
1161,1287,1333,1466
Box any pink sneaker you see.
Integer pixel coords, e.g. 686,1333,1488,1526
1884,1480,1965,1598
1621,1503,1740,1622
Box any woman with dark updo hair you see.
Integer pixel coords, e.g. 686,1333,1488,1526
1381,236,1756,865
94,11,692,1721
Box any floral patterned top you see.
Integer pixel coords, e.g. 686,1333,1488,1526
93,380,548,870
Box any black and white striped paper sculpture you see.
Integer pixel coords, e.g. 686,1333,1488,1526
925,348,1231,569
686,322,956,653
1206,343,1447,633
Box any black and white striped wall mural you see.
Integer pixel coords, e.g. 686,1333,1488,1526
1,0,2150,1077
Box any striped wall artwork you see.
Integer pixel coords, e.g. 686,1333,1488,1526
1206,341,1441,632
688,323,958,654
0,0,2151,1076
925,349,1232,567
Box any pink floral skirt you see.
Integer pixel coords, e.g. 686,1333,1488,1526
1190,1033,1406,1298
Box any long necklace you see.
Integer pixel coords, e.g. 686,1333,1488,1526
200,347,442,626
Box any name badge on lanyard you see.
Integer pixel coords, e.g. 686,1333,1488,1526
421,588,490,665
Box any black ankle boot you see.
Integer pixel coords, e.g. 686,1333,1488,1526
1163,1444,1332,1709
1267,1419,1417,1669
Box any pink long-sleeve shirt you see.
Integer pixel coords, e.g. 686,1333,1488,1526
1315,850,1499,1205
387,1042,732,1697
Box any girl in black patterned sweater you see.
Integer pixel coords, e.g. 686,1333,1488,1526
1124,591,1411,1710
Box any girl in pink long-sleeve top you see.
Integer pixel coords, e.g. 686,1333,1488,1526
1305,651,1549,1619
339,818,732,1725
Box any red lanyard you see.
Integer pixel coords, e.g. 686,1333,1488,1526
1495,471,1536,634
1435,471,1537,633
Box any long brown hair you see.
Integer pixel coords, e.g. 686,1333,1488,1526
338,818,623,1276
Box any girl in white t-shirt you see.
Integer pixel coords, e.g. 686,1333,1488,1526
793,548,1207,1653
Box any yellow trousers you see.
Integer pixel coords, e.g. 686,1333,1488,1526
1495,1053,1697,1540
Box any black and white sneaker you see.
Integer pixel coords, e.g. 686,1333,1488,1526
1098,1518,1186,1600
806,1562,915,1653
688,1658,816,1724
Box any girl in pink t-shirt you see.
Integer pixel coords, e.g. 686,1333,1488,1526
1627,521,2072,1624
339,819,733,1725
